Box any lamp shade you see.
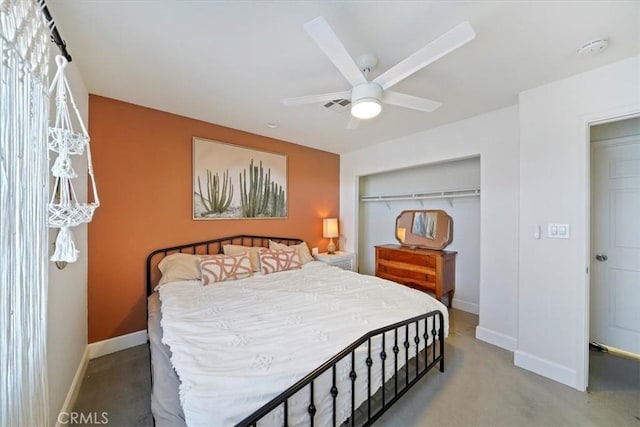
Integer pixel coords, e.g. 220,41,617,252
323,218,339,238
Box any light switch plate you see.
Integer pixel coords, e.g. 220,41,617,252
548,223,570,239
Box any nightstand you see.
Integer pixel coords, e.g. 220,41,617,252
314,251,355,272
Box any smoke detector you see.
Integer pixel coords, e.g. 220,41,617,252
577,39,608,56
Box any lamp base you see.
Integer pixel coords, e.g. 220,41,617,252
327,238,336,255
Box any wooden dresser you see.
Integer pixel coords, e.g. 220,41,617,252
375,244,456,307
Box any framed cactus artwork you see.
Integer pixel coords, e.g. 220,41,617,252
192,137,287,219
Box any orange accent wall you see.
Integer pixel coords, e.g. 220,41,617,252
88,95,340,343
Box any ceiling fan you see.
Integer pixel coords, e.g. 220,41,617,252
283,17,476,128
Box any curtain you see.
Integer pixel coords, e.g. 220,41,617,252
0,0,51,425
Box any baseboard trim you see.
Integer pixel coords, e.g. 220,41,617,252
88,330,148,360
475,326,517,351
514,350,578,389
54,346,90,427
451,298,479,315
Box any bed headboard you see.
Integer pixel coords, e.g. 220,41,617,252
145,235,303,295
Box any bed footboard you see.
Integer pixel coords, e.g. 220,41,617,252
236,310,445,427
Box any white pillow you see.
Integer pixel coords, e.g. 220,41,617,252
268,240,314,264
222,244,261,272
157,253,203,286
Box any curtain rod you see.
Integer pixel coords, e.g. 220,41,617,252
39,0,72,62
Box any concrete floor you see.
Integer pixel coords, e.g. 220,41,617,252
72,309,639,426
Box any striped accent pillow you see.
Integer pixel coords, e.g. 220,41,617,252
258,248,301,275
200,253,253,285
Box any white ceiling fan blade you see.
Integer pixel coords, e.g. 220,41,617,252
373,22,476,90
383,91,442,112
346,115,360,130
304,16,367,87
283,90,351,106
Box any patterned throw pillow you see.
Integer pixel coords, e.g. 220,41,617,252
258,248,301,275
200,253,253,285
268,240,314,264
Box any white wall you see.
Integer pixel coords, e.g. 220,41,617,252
341,105,520,350
358,158,481,313
516,55,640,391
47,55,89,425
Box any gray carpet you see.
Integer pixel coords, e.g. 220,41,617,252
376,310,640,427
72,309,639,426
72,344,153,426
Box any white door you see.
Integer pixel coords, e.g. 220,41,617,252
591,136,640,355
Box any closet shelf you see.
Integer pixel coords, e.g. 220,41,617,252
360,187,480,203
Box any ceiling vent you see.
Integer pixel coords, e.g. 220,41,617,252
323,98,351,112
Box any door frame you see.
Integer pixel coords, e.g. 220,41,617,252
583,109,640,390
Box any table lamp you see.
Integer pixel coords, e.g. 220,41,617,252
323,218,339,254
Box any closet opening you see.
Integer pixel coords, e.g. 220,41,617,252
357,156,481,316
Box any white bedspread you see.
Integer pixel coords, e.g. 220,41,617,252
159,261,448,427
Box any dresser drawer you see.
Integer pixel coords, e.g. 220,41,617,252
376,259,436,284
377,271,437,292
332,259,353,271
376,247,436,268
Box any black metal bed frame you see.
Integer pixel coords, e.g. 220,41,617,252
145,235,303,296
146,235,445,427
237,310,444,427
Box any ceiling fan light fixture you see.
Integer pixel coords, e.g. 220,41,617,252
351,83,382,119
351,98,381,119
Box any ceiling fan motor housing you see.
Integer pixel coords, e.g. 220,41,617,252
351,83,383,119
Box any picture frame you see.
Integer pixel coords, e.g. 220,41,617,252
192,137,288,220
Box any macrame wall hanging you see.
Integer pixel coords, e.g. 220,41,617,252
48,55,99,266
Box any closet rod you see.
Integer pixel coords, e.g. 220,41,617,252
40,0,72,62
360,187,480,202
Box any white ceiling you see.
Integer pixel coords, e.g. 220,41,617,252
48,1,639,154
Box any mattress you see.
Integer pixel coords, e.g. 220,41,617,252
148,292,186,427
154,261,448,426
